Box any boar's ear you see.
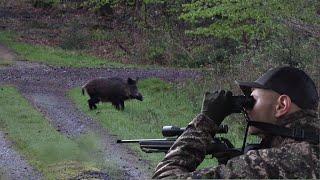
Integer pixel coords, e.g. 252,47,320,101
127,77,136,85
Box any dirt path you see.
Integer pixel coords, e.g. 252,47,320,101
0,43,202,179
0,132,42,180
0,44,43,180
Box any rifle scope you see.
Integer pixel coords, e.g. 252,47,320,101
162,125,228,137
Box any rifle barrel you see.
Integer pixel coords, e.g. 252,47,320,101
117,139,175,143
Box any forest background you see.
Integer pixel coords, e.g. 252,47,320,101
2,0,320,71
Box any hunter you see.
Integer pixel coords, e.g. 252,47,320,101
153,66,319,179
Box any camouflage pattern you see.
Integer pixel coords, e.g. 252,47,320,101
153,110,320,179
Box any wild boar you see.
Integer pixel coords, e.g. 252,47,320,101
82,77,143,110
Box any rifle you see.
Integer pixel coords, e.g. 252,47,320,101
117,125,244,164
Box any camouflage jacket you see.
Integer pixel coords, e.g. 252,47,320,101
153,110,320,179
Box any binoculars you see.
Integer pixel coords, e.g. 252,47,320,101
230,95,255,113
161,95,255,137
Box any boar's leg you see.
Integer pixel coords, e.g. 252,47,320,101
88,97,100,110
119,100,125,111
111,100,124,111
111,101,120,110
88,99,94,110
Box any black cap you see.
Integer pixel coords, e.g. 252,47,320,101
236,66,319,110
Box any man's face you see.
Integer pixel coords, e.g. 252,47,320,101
246,88,280,136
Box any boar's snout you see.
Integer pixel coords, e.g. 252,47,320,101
135,93,143,101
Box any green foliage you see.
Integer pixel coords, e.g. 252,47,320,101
134,30,168,65
82,0,126,12
144,0,184,16
146,43,166,64
180,1,275,43
259,30,320,67
276,0,320,24
144,0,165,4
82,0,116,17
171,52,192,67
180,0,320,47
31,0,58,9
190,45,227,67
79,0,319,68
135,29,194,67
90,29,113,41
60,22,89,50
82,0,113,8
5,0,320,68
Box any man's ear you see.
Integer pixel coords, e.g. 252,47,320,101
275,95,292,118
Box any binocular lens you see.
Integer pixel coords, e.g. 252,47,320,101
231,95,255,113
243,96,255,110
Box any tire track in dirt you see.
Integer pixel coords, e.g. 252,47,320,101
0,46,203,179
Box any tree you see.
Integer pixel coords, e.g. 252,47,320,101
179,0,320,49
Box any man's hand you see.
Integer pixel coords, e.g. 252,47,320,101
201,90,233,126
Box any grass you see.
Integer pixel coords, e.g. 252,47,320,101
0,30,201,71
0,59,12,67
0,31,132,68
69,78,256,169
0,86,116,179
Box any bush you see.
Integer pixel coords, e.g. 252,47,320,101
31,0,56,9
171,52,191,67
90,29,113,41
146,45,166,65
263,29,320,68
59,23,89,50
189,46,228,67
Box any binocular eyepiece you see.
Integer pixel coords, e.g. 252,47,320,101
230,95,255,113
162,125,228,137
